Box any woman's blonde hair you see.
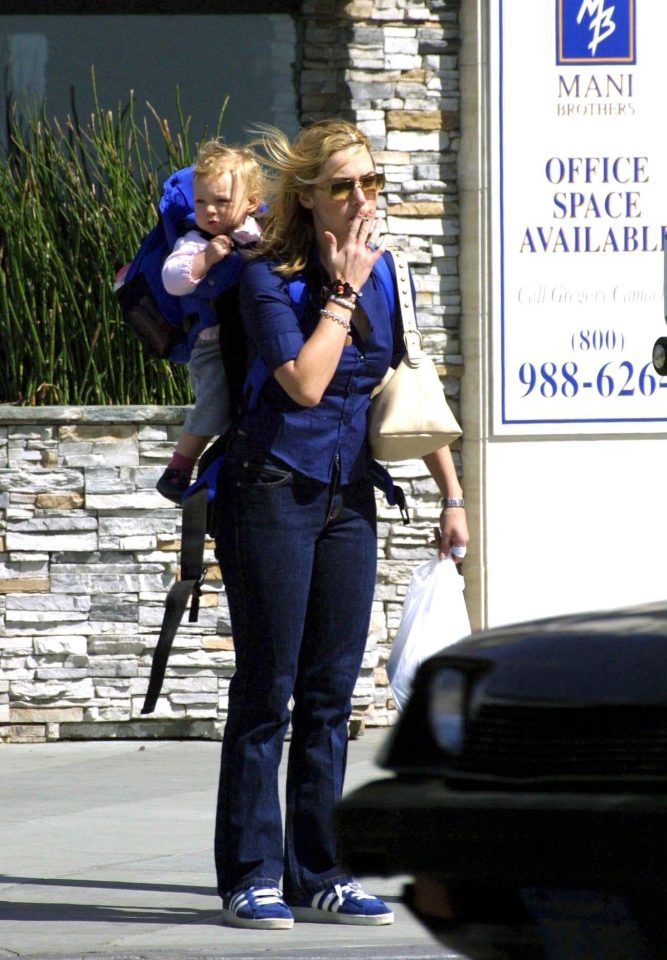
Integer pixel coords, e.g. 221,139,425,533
248,119,374,275
194,139,264,213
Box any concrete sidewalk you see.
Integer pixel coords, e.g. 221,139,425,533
0,730,458,959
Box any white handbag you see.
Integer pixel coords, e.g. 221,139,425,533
367,250,462,461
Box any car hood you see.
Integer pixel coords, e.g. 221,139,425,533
436,600,667,705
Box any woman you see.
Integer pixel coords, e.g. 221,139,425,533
213,119,469,930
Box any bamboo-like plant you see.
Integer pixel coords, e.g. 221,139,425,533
0,75,227,405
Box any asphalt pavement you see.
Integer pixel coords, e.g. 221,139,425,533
0,729,463,960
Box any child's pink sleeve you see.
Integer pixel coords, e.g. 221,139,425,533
161,232,208,296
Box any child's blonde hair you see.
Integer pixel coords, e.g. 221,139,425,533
194,139,264,213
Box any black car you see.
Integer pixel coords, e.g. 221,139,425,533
337,602,667,960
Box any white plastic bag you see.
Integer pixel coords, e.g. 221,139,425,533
387,557,471,712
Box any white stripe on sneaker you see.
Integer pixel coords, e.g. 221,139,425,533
290,880,394,925
322,889,340,912
222,885,294,930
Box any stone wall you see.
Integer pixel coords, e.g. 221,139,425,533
0,0,462,742
0,407,446,742
302,0,462,383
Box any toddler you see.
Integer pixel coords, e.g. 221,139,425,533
156,140,264,503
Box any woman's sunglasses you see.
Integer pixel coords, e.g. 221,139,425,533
326,172,385,201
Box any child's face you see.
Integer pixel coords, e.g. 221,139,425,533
193,170,251,236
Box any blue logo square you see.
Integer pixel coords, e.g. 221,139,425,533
556,0,636,65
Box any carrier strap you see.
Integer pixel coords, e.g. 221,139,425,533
141,485,208,715
368,459,410,525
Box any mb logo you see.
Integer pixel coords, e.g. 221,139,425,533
557,0,636,65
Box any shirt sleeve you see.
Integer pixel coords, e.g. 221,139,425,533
239,258,306,372
161,231,208,296
161,230,245,300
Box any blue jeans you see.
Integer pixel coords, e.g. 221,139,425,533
213,439,377,898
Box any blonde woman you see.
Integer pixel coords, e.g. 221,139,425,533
213,119,469,929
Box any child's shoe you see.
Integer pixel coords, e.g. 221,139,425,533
156,467,190,504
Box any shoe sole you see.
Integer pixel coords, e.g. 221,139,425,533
221,908,294,930
155,487,184,505
290,907,394,925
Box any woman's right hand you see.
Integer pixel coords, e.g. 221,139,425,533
273,211,384,408
321,211,384,292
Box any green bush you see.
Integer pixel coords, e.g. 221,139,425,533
0,78,227,405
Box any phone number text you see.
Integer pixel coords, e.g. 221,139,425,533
518,361,666,398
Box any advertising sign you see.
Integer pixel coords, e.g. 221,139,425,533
491,0,667,434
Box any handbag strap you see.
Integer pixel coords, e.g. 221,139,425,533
384,249,423,366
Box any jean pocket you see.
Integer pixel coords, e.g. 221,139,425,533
238,457,294,489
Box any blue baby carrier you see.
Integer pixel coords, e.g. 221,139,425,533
115,166,243,364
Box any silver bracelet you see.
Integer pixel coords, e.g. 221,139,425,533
441,497,465,508
320,308,351,332
329,295,356,311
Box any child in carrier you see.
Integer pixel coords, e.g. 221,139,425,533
156,140,264,503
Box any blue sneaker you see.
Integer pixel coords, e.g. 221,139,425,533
290,880,394,925
222,885,294,929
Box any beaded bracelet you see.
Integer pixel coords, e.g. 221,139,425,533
320,308,351,332
322,278,362,303
328,295,356,311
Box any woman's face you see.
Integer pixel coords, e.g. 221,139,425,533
299,145,382,247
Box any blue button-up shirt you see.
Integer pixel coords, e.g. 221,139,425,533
237,250,406,484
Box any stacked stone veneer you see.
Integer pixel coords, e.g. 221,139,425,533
0,0,463,742
302,0,462,359
0,407,449,742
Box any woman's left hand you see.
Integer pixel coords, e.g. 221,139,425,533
422,448,469,564
433,506,469,563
